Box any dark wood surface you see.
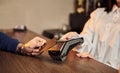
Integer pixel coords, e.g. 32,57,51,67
0,29,118,73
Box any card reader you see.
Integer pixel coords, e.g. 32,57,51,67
48,38,84,61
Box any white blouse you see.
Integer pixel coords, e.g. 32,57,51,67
75,5,120,69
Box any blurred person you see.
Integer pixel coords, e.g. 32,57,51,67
60,0,120,69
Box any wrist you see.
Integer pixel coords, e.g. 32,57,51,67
16,43,25,54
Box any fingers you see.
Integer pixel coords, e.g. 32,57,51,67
31,49,44,56
21,36,46,56
76,52,94,59
31,47,44,56
23,47,42,56
24,45,43,56
31,50,40,56
60,32,79,41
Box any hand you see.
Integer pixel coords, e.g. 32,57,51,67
76,52,94,59
60,32,79,41
17,36,46,56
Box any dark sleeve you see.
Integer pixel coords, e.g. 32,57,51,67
0,32,19,53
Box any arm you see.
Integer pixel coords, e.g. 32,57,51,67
75,8,105,53
0,32,19,53
0,32,46,56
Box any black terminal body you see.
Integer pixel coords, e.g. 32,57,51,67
48,38,84,61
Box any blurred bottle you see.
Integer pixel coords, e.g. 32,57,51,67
13,25,27,43
61,24,70,32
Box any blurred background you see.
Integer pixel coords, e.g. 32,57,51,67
0,0,73,33
0,0,107,39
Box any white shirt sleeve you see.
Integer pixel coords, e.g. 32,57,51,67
73,8,105,55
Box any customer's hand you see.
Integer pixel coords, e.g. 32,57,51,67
17,36,46,56
60,32,79,41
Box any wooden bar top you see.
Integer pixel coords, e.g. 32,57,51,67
0,29,118,73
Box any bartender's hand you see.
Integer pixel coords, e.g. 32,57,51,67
60,32,79,41
17,36,46,56
76,52,94,59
